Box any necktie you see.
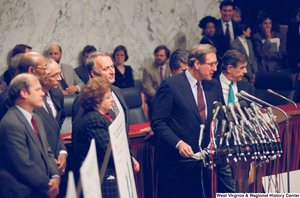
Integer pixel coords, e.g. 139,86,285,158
197,81,206,124
60,77,69,90
160,67,164,82
31,115,43,147
228,82,235,104
43,93,54,118
112,100,119,117
225,23,230,49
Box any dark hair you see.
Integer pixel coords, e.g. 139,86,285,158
8,74,32,103
82,45,97,57
258,13,272,25
198,16,218,29
169,49,189,71
219,0,235,10
221,50,247,70
12,44,32,57
9,53,23,79
235,21,250,36
80,76,111,111
112,45,129,62
154,45,170,59
187,44,216,67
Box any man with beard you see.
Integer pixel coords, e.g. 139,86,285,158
143,45,171,119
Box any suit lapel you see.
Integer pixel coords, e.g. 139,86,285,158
153,63,161,85
202,80,215,126
34,107,59,132
179,73,202,123
216,76,226,105
13,107,46,157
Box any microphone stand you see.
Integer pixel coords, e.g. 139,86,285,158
268,89,298,111
240,91,290,193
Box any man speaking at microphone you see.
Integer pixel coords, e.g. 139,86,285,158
151,44,223,198
214,49,253,193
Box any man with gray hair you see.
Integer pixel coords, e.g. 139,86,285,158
0,73,60,198
169,48,189,76
151,44,223,198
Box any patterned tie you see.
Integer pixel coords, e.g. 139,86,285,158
31,115,43,147
160,67,164,82
225,23,230,49
197,81,206,124
228,82,235,104
43,93,54,118
112,100,119,117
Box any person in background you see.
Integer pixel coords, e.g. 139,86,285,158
231,21,258,84
199,16,222,76
75,45,97,84
232,6,242,23
252,13,288,71
112,45,135,88
3,44,32,86
48,44,84,95
169,48,189,76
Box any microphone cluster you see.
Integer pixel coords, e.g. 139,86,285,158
197,92,283,168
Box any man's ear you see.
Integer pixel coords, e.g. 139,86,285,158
227,65,233,73
90,70,96,78
27,66,35,74
20,89,28,99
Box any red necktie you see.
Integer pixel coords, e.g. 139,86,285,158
197,81,206,124
31,115,43,147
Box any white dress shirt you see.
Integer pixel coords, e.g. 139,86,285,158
221,19,234,42
220,73,238,105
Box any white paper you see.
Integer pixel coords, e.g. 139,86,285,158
80,139,102,198
65,171,77,198
109,110,137,198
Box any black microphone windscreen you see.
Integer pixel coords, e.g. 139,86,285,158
226,111,234,123
240,100,248,108
214,102,222,108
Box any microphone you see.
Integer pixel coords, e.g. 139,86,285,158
236,93,263,108
240,101,254,121
227,103,239,125
234,102,247,121
268,89,298,110
198,124,205,150
212,102,222,120
219,119,227,148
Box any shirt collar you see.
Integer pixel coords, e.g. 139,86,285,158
186,69,199,87
238,36,247,43
220,73,236,86
15,105,33,125
221,18,233,27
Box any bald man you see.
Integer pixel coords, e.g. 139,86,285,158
48,44,84,95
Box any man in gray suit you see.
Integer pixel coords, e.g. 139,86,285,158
0,73,60,198
143,45,171,118
48,44,85,95
230,22,258,84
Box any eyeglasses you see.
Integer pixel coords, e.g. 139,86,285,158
205,61,218,68
34,65,48,71
49,71,62,79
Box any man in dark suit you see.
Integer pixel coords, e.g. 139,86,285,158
215,50,253,106
0,73,60,198
72,51,139,179
151,44,223,198
214,50,252,193
231,22,258,84
75,45,97,84
213,0,237,57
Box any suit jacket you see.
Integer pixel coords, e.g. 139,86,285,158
143,62,171,98
286,21,300,68
34,87,67,158
213,19,237,56
252,32,288,71
0,88,9,121
230,38,258,81
76,109,118,197
60,63,85,90
75,65,90,84
72,85,136,158
0,106,59,197
151,71,223,179
215,74,253,105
